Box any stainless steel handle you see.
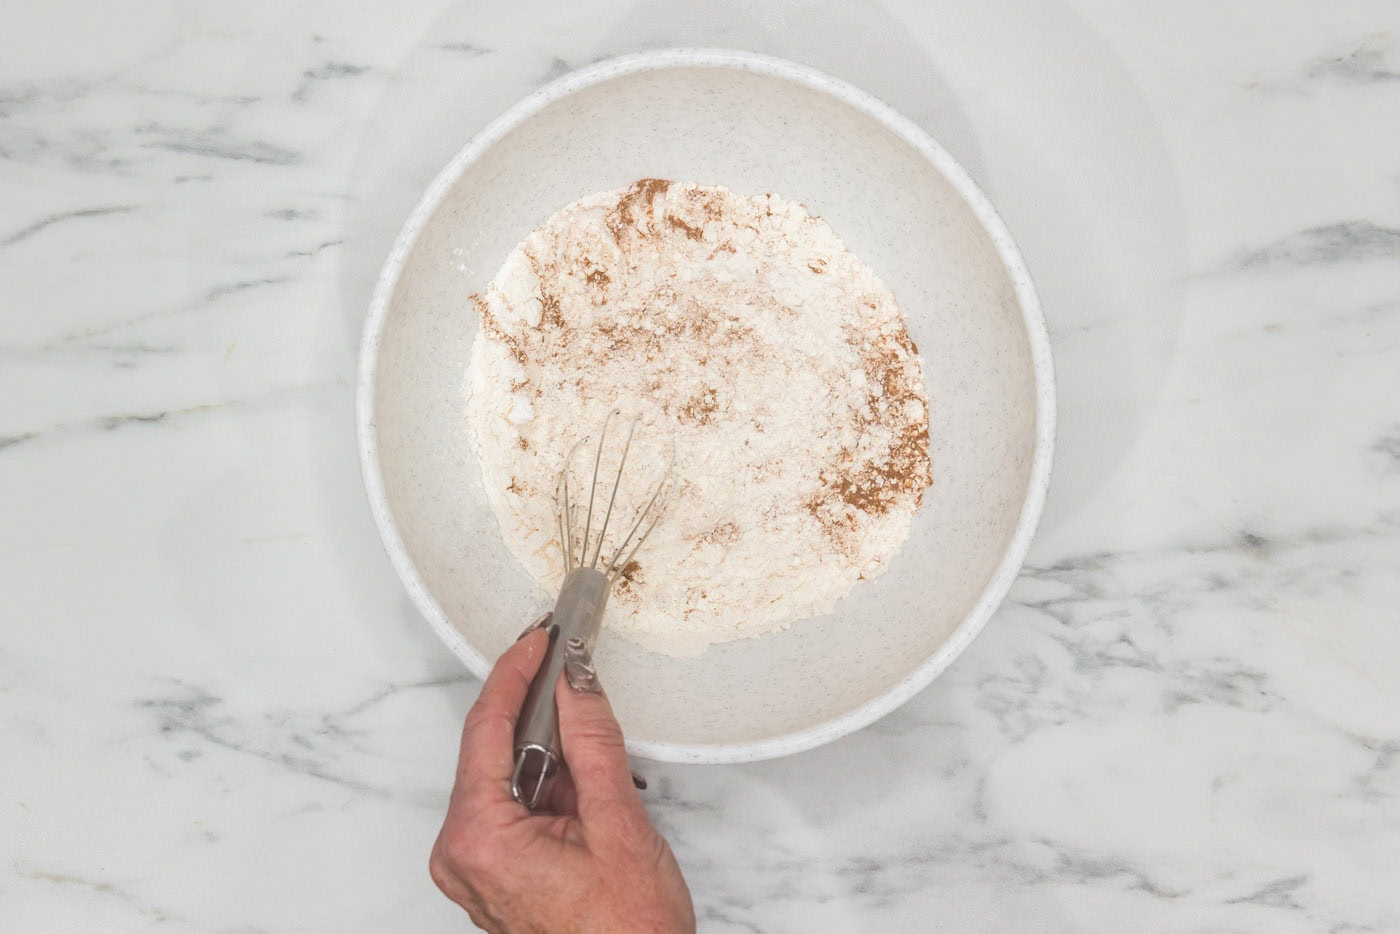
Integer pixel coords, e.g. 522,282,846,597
511,567,610,809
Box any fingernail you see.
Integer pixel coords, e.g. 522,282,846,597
631,770,648,790
517,612,552,641
563,636,601,693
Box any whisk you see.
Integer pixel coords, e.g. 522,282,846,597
511,410,672,809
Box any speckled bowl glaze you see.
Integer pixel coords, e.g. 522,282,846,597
358,49,1055,763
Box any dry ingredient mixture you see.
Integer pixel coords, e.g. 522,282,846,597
465,179,930,656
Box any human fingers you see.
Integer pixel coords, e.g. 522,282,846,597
542,763,579,818
453,628,549,800
553,673,651,835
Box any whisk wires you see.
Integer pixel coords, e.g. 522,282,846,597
556,409,674,582
602,470,672,585
555,439,585,572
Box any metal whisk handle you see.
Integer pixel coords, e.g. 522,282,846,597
511,567,611,809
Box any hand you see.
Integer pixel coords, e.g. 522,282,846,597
430,629,695,933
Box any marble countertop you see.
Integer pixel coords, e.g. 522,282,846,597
4,1,1398,930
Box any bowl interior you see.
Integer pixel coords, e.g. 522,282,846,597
367,57,1046,760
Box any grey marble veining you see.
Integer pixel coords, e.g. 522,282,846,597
2,0,1399,931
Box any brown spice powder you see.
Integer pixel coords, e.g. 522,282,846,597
466,179,931,653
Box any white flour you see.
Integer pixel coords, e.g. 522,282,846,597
465,180,930,656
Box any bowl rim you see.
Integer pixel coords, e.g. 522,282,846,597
356,47,1056,763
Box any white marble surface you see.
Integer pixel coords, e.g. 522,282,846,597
2,0,1398,930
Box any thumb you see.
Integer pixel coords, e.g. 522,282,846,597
554,675,650,840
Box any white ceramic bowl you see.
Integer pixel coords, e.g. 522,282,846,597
358,50,1054,763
